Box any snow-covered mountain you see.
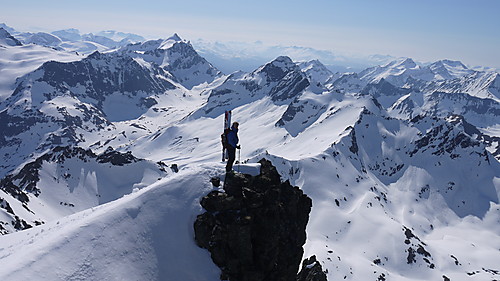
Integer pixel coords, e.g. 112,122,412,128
428,59,474,80
119,34,222,89
0,26,499,281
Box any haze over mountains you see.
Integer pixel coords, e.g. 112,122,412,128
0,23,499,281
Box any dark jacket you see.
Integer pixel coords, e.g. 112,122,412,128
227,127,239,148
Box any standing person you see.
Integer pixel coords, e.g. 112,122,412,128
226,122,240,173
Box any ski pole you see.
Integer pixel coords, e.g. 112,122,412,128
238,147,241,173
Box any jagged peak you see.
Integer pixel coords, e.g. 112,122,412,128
159,33,187,50
167,33,182,42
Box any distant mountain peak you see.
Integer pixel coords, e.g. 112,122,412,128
256,56,298,81
299,59,328,70
298,59,337,87
272,55,294,65
434,59,467,68
53,28,80,34
168,33,182,42
0,23,17,34
390,57,418,69
0,27,22,46
428,59,473,80
141,34,186,50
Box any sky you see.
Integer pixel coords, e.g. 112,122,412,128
1,0,499,68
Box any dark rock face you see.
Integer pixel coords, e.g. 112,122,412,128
409,117,482,158
97,146,141,166
194,159,313,281
296,255,328,281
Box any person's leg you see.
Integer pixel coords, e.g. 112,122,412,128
226,146,236,172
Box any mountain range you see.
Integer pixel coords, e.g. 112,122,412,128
0,25,499,281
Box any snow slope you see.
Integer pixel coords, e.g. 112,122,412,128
0,164,223,281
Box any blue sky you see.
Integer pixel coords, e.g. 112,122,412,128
2,0,499,68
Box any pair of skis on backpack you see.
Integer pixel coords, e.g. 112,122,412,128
221,110,231,162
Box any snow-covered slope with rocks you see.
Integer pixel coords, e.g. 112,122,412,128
0,146,170,235
0,27,499,281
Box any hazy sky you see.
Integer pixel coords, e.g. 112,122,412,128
2,0,499,68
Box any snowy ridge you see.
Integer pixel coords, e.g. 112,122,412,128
0,163,221,280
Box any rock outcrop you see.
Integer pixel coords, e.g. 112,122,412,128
194,159,313,281
296,255,328,281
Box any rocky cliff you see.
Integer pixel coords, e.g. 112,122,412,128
194,159,320,281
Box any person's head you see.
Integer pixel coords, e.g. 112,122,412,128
232,122,239,129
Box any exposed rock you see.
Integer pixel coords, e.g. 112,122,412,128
210,176,221,187
170,164,179,173
0,198,15,214
194,159,313,281
12,216,32,231
97,146,140,166
296,255,328,281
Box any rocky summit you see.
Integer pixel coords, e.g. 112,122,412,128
194,159,315,281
